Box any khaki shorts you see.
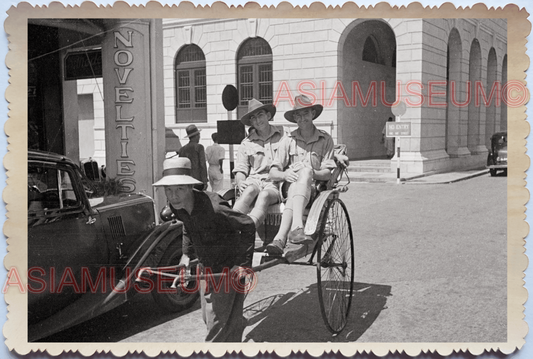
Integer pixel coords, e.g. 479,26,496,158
242,176,279,193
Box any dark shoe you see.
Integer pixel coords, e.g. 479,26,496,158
288,227,314,245
265,239,284,256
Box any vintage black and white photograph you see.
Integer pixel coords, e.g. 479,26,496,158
2,2,529,356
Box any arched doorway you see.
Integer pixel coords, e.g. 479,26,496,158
338,20,397,160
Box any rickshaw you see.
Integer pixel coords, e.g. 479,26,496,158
143,144,355,335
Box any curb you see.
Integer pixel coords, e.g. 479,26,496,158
404,169,489,185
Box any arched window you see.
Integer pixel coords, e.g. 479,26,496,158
236,37,273,118
362,36,382,64
175,44,207,123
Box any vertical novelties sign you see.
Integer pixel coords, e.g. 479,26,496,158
102,20,164,196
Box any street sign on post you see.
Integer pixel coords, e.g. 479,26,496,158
222,85,239,179
386,122,412,137
390,101,408,184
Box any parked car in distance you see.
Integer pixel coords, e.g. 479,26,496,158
27,150,198,341
486,132,507,177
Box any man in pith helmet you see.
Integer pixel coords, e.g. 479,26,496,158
232,98,285,230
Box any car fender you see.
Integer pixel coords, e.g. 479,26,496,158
28,221,183,342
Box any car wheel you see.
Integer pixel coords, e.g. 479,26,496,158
490,168,497,177
151,244,199,312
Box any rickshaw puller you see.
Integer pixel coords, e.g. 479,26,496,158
153,157,255,342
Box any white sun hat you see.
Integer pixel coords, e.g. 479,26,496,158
152,157,202,187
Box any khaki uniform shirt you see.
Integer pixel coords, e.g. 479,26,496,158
271,128,336,172
205,143,225,165
233,125,285,180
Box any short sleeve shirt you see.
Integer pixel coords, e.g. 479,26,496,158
205,143,225,166
270,128,336,172
233,125,285,179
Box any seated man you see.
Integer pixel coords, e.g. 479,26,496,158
266,95,336,257
232,99,285,228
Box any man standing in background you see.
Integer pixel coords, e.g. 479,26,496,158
205,132,225,192
179,124,208,190
381,117,395,159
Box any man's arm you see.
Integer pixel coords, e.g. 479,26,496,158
198,145,208,188
219,205,256,267
269,136,292,181
313,167,332,181
234,172,247,190
232,142,250,190
219,146,225,173
319,135,336,172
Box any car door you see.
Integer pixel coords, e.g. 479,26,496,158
28,160,107,324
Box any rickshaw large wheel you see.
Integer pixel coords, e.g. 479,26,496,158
151,244,199,312
316,197,354,335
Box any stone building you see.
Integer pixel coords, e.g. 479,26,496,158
160,18,507,174
29,18,507,193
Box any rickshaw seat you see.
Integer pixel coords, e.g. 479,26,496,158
257,144,348,244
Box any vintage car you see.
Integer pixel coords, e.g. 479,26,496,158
27,150,197,341
486,132,507,176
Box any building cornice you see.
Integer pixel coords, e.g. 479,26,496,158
162,18,239,29
463,18,507,46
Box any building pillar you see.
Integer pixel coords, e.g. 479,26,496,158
101,19,165,202
61,79,80,162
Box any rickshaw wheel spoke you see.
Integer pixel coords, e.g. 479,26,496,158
316,197,354,335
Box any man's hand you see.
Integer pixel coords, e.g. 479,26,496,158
237,180,249,192
290,162,305,172
284,168,299,183
235,172,247,192
284,162,305,182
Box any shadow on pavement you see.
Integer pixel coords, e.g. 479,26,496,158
243,282,391,342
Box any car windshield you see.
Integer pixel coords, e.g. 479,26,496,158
492,134,507,150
